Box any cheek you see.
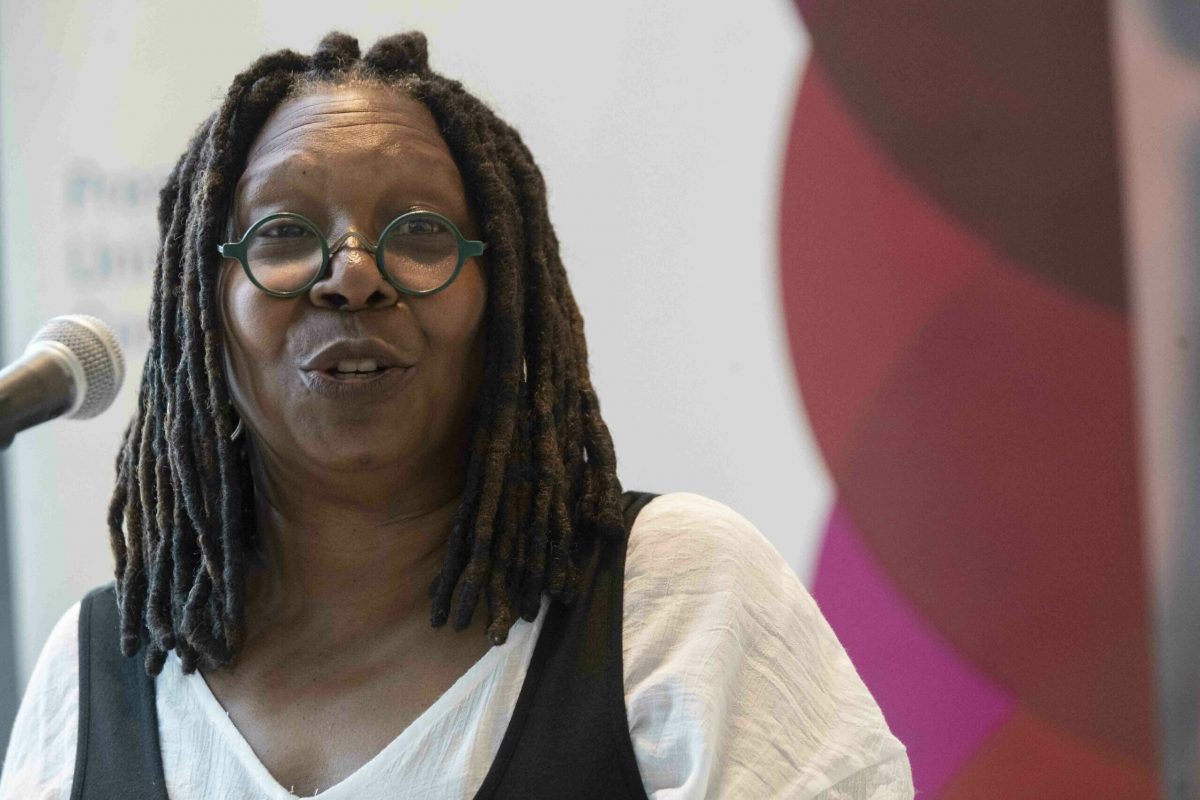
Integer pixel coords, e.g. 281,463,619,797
416,263,487,415
220,270,252,371
219,271,255,411
219,268,288,401
427,261,488,352
221,269,263,346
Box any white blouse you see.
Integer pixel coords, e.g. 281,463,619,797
0,492,913,799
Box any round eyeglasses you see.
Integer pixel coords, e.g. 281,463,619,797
217,210,487,298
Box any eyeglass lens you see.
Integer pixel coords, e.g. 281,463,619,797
244,213,461,294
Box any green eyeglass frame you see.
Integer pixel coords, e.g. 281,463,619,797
217,210,488,298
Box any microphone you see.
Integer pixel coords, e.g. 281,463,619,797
0,315,126,449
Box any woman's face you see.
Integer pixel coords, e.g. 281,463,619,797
220,84,487,485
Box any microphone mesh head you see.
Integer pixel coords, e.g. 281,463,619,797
29,315,126,419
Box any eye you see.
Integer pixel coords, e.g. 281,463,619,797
257,219,313,239
400,216,448,236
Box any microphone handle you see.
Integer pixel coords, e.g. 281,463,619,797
0,349,75,449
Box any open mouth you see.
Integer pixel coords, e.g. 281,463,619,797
299,339,415,393
325,359,394,380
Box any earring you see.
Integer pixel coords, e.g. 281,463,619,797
230,418,243,441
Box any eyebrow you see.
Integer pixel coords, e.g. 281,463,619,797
231,157,328,221
238,165,325,201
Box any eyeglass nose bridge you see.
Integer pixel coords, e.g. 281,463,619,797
328,230,379,256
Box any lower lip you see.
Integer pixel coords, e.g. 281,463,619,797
300,365,416,398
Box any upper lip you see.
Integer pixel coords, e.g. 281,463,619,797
299,339,415,372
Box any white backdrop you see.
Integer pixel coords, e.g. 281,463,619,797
0,1,822,688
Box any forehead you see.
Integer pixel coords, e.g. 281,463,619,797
235,85,465,212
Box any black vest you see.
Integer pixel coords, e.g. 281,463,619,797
71,491,657,800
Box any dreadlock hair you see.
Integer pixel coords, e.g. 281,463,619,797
108,31,626,676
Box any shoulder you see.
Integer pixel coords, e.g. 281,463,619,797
10,598,81,728
623,491,809,631
0,598,82,800
625,491,788,589
622,491,828,666
622,492,912,799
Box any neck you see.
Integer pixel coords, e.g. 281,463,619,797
239,439,463,649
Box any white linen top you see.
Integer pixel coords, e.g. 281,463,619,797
0,492,913,799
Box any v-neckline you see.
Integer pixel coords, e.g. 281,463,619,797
173,597,550,799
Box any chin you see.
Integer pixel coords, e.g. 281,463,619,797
304,439,403,473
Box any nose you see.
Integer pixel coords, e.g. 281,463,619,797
308,235,399,310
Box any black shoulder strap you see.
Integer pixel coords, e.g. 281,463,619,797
476,490,658,800
71,584,168,800
621,491,659,533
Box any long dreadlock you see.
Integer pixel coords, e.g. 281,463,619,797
108,31,626,676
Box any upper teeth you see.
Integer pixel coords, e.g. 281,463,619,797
335,359,379,373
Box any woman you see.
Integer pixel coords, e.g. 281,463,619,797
0,32,912,799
